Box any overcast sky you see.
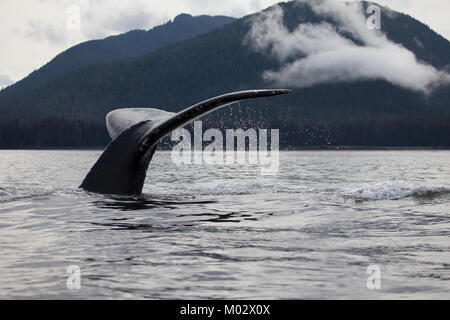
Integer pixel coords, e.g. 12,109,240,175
0,0,449,87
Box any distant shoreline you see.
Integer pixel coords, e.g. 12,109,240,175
1,146,450,151
281,146,450,151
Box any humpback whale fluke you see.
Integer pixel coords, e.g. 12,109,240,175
80,89,290,195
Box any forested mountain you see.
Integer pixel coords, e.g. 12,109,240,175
1,14,235,96
1,1,450,148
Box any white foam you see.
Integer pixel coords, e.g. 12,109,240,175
342,181,450,200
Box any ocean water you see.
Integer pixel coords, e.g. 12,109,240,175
0,150,449,299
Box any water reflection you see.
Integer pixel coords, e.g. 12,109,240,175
92,194,216,211
89,194,254,228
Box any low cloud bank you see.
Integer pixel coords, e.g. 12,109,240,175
246,0,450,93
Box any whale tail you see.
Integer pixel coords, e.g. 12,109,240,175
80,89,290,195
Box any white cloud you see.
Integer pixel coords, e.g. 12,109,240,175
246,0,450,93
24,20,67,44
0,73,14,89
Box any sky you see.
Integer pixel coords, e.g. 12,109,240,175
0,0,449,88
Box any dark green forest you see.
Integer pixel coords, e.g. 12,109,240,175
0,1,449,149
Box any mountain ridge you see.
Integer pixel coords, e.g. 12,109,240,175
0,1,449,148
0,13,235,96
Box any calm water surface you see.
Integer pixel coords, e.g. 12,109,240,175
0,150,449,299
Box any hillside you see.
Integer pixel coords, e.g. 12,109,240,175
0,14,235,96
0,1,450,148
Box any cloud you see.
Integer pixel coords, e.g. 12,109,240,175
246,0,450,93
0,73,14,89
81,3,164,39
2,0,449,83
22,2,166,43
24,21,67,44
